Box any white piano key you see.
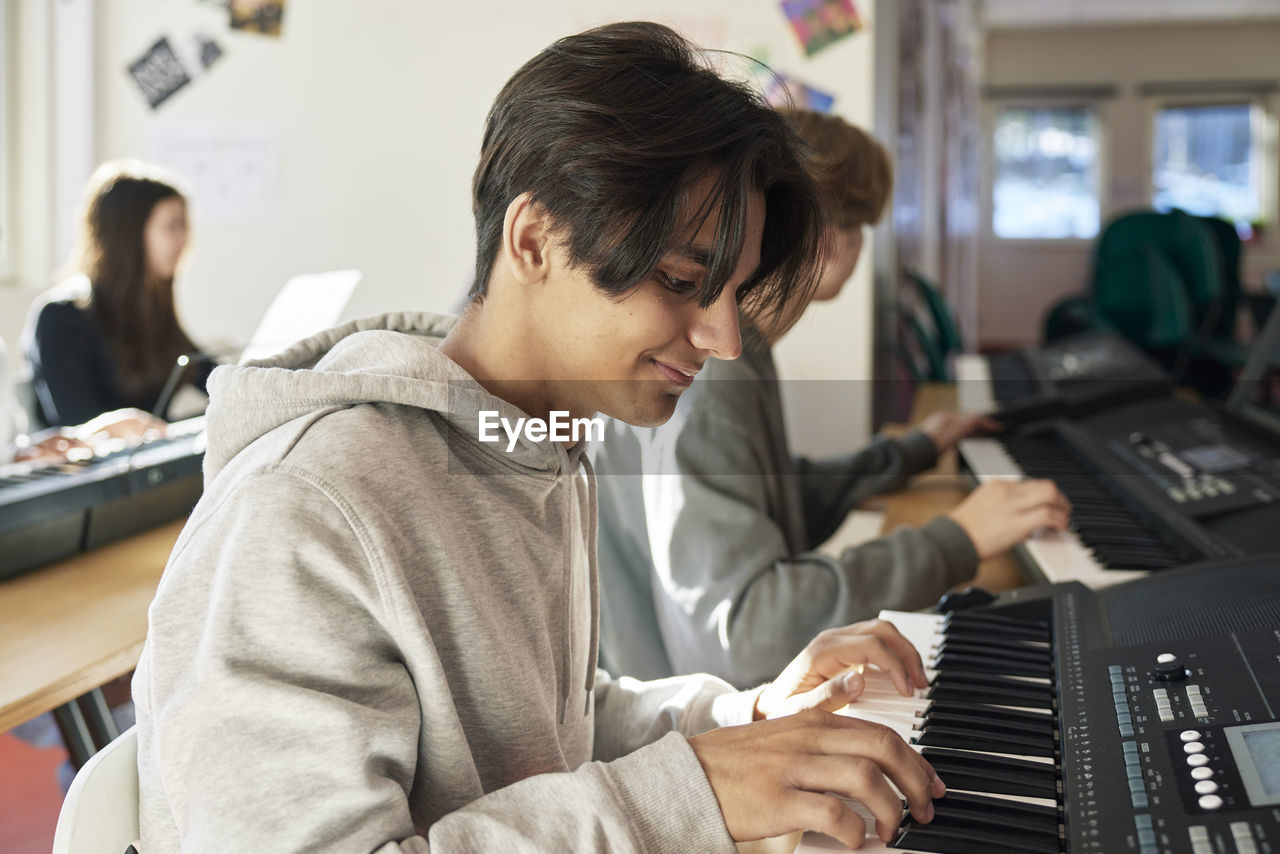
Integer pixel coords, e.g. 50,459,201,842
956,355,996,414
957,438,1151,589
790,610,1062,852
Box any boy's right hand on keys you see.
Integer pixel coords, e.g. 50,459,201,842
947,478,1071,560
688,710,944,850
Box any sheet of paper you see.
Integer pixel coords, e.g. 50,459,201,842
240,269,361,363
147,118,281,222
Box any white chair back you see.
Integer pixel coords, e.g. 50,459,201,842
51,725,140,854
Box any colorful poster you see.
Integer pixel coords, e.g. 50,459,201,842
229,0,286,37
781,0,861,57
765,73,836,113
127,37,192,109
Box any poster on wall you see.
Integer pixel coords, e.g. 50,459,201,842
780,0,861,56
127,37,192,109
765,73,835,112
193,31,225,69
148,118,282,223
229,0,287,37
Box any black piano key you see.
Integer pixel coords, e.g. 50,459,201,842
942,626,1052,646
932,670,1054,699
894,821,1061,854
946,611,1050,631
936,638,1053,665
924,701,1056,728
915,725,1055,757
934,637,1053,663
934,651,1053,678
922,709,1055,738
923,755,1058,799
928,681,1054,708
920,746,1059,782
931,790,1060,834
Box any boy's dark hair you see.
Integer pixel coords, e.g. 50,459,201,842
470,21,822,327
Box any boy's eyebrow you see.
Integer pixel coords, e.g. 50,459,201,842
664,245,712,269
665,244,761,285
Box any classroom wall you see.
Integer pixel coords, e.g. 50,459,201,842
979,19,1280,349
1,0,877,453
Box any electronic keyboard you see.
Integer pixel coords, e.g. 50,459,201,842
796,555,1280,853
0,417,204,580
958,391,1280,588
956,331,1169,426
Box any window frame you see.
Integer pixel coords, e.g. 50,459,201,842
1145,92,1278,231
981,96,1109,246
0,0,13,282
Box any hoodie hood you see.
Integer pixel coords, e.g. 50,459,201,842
203,311,580,481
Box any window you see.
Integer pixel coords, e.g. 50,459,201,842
992,105,1100,239
1152,101,1264,232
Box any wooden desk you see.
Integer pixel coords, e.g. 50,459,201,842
872,383,1026,593
0,519,183,746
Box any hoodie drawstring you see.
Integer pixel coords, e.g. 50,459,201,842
582,454,599,717
558,472,573,725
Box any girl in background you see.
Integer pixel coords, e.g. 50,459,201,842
23,160,211,428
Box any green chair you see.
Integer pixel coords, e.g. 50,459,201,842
1091,209,1241,394
1094,240,1194,352
1194,215,1251,368
900,269,963,381
905,270,964,360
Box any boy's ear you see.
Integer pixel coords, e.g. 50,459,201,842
501,193,554,285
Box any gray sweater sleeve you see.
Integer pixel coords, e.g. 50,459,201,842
796,429,940,547
135,471,740,854
646,413,977,689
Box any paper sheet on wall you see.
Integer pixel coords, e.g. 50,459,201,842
147,118,281,223
240,270,361,363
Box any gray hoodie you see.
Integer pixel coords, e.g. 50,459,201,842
133,312,756,852
593,345,978,687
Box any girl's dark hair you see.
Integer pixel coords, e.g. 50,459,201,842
72,160,198,397
470,21,823,329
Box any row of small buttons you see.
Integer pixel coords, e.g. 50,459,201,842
1108,666,1134,737
1182,731,1224,810
1232,821,1259,854
1154,687,1175,722
1186,684,1209,718
1168,474,1236,503
1188,822,1260,854
1122,741,1148,809
1133,813,1157,854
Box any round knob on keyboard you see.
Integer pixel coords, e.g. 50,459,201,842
1195,780,1219,795
1181,730,1202,741
1154,656,1187,681
1184,742,1205,754
1187,753,1210,767
1191,766,1214,780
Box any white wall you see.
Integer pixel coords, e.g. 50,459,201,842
3,0,875,452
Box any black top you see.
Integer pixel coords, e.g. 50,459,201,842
25,300,213,428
